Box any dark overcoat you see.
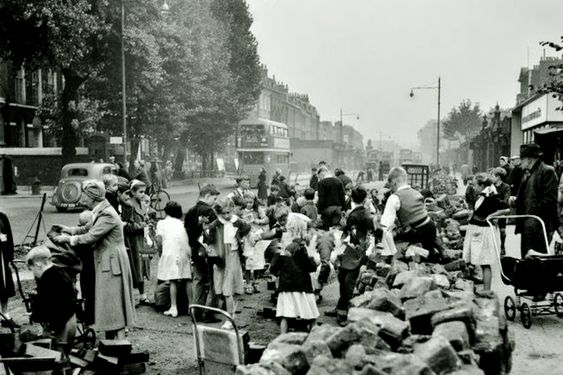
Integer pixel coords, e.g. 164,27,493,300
515,160,559,255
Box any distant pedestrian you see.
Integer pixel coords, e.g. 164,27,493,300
335,168,352,187
278,175,291,200
271,169,281,186
491,167,511,255
507,156,524,196
309,167,319,191
257,167,268,202
116,162,131,181
499,156,512,182
133,160,150,186
103,174,120,213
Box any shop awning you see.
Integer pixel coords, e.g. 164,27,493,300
534,127,563,136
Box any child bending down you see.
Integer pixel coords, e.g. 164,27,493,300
27,246,77,353
463,173,509,293
156,201,193,318
270,240,319,334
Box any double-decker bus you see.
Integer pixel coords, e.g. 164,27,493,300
237,118,291,187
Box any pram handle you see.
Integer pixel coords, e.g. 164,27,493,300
485,214,551,282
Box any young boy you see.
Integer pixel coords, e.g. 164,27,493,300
326,187,373,325
267,185,281,207
381,167,443,262
27,246,77,353
300,188,318,222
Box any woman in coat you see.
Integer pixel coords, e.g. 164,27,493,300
0,211,16,328
54,180,135,339
257,168,268,202
121,180,151,304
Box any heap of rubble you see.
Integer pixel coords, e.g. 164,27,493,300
237,251,514,375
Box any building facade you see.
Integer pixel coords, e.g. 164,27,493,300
470,104,512,171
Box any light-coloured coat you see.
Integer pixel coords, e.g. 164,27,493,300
69,200,135,332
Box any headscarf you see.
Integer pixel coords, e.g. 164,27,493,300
82,180,106,202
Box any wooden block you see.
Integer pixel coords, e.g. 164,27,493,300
24,343,62,361
95,353,120,371
29,338,52,349
99,339,132,358
69,354,90,368
120,351,150,365
82,349,98,363
119,362,146,374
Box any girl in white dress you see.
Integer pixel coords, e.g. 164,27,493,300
156,201,192,318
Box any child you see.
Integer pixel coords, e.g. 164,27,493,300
27,246,77,353
156,201,192,317
328,187,373,325
240,192,269,294
270,240,319,334
267,185,281,207
463,173,509,293
300,188,318,222
206,197,251,329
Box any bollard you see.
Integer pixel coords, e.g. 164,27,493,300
31,177,41,195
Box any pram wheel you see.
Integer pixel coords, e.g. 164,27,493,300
521,303,532,329
553,293,563,317
504,296,516,321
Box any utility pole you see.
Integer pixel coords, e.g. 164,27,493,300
437,77,441,165
121,2,127,166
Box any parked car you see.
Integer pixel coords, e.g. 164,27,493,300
51,163,126,212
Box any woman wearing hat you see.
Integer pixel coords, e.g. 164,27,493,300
53,180,135,339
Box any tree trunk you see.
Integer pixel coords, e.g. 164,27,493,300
60,71,85,166
173,132,188,178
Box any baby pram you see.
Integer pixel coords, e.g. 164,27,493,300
487,214,563,329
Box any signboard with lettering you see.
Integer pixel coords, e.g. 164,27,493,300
522,93,563,130
402,163,430,190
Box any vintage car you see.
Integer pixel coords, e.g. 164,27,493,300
51,163,123,212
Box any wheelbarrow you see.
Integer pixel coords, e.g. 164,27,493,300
189,305,246,375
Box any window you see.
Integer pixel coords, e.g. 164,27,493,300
68,168,89,177
274,154,288,164
242,152,264,165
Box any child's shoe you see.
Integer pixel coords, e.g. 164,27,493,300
164,307,178,317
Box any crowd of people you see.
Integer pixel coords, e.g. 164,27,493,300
1,144,562,356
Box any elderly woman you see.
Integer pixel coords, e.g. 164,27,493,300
53,180,135,339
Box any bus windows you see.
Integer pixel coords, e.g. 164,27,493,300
242,152,265,164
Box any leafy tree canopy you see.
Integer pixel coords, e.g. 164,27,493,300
442,99,482,144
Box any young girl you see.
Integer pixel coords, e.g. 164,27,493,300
463,173,509,294
270,240,319,334
241,192,269,294
156,201,192,318
206,197,251,329
122,180,152,305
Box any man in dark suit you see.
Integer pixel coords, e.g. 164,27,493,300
316,166,346,230
512,144,558,257
507,155,525,196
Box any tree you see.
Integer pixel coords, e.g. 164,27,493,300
442,100,482,145
0,0,113,165
539,38,563,107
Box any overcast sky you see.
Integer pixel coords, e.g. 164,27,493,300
246,0,563,149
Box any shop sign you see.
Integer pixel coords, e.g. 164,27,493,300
522,93,563,130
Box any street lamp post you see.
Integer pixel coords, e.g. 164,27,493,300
121,2,127,166
409,77,441,165
339,109,360,168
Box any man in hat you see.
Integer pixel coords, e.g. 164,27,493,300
511,144,558,257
